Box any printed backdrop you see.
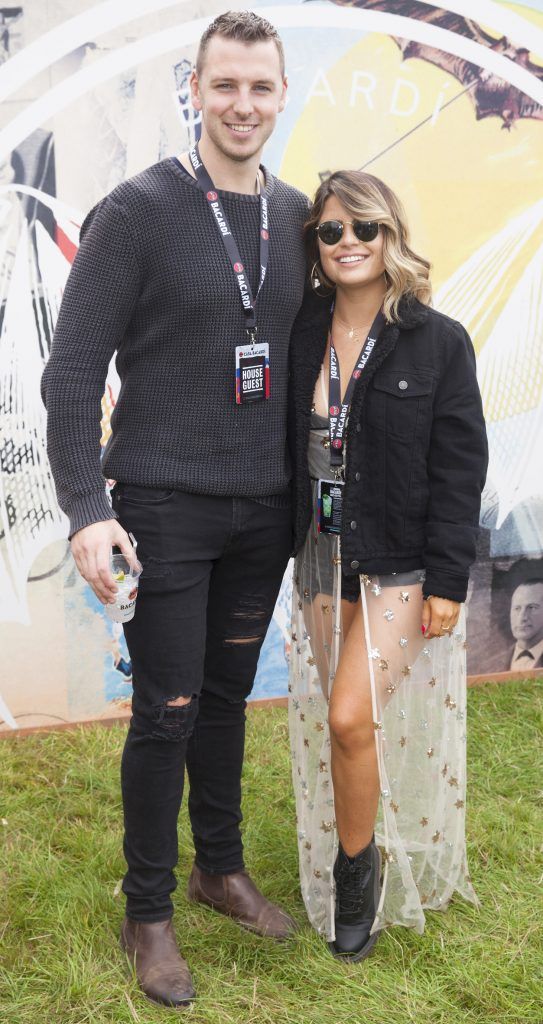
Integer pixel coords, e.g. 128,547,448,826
1,0,542,731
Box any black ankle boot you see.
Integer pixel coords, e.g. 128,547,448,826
329,838,382,961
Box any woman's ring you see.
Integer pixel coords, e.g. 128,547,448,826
441,625,452,632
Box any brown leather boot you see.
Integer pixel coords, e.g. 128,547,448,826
120,916,195,1008
187,864,297,940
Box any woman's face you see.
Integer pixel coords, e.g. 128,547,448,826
317,196,386,292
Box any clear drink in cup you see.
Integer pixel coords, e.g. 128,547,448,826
106,553,143,623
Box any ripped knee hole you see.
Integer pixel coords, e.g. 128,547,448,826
223,635,262,646
166,694,192,707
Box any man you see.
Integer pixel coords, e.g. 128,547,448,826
508,580,543,670
42,12,309,1009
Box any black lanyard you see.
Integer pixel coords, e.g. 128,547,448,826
189,144,270,338
328,310,385,467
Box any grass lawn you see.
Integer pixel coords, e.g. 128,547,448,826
1,679,541,1024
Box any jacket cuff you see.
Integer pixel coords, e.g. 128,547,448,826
66,490,118,540
422,568,468,603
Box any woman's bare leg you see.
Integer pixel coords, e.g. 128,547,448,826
328,602,377,855
329,582,425,856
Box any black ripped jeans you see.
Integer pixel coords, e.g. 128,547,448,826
111,485,292,922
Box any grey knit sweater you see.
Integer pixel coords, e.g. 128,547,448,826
41,158,308,537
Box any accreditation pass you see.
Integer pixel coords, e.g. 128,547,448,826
235,342,270,404
317,478,344,534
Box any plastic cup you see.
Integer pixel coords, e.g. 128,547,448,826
106,553,143,623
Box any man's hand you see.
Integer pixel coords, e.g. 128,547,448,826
70,520,137,605
421,596,460,640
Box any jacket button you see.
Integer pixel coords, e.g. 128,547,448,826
356,423,361,433
355,472,361,482
398,379,408,390
350,560,360,570
350,520,357,530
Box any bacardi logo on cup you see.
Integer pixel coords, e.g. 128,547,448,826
234,262,244,273
207,190,218,201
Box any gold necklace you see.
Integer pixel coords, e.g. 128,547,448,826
333,314,372,341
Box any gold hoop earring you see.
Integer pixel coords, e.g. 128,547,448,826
311,260,335,297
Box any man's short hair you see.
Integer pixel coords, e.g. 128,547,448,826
196,10,285,77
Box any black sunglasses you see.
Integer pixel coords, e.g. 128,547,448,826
316,219,380,245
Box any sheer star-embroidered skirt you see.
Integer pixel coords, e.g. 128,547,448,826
288,481,478,941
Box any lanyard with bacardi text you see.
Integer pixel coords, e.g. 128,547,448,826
328,310,385,469
189,144,269,336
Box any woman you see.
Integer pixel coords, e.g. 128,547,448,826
288,171,488,962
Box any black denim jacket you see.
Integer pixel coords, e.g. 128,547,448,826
288,294,488,602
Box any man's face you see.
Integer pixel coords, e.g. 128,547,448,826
190,36,287,163
510,583,543,647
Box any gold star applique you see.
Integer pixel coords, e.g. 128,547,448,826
303,738,309,748
291,632,297,643
427,747,434,758
401,665,411,677
385,851,396,863
432,830,440,844
399,736,407,747
321,604,330,614
379,658,389,671
361,575,371,587
319,760,328,772
373,721,382,730
300,713,305,721
420,816,429,827
399,591,410,603
428,677,437,687
320,820,335,833
455,799,465,809
303,588,310,598
313,869,322,879
304,841,312,850
386,683,397,695
306,656,316,666
390,800,399,813
315,721,325,732
445,693,457,709
448,776,459,788
441,763,448,778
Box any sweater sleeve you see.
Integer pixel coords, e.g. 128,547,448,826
422,320,488,603
41,196,141,538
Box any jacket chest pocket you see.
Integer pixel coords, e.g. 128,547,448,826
364,370,434,441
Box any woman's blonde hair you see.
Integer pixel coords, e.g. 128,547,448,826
306,170,432,322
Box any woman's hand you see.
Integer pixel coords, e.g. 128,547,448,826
421,596,460,640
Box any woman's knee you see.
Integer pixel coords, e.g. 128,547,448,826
328,697,373,754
